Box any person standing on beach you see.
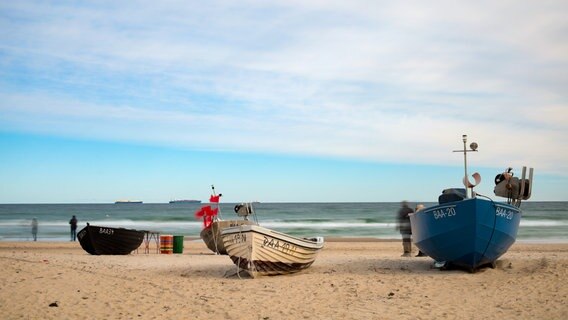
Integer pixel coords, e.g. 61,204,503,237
414,204,427,257
69,215,78,241
396,201,413,257
31,218,38,241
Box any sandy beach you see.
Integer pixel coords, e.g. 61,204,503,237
1,240,566,320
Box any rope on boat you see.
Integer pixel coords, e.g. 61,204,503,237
476,193,498,268
212,219,220,255
210,185,222,255
236,224,244,279
250,204,259,277
236,204,258,279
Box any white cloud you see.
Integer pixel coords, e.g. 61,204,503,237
1,0,567,174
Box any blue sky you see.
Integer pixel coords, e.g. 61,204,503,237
1,1,567,203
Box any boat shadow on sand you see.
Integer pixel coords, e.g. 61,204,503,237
315,256,551,276
283,257,523,277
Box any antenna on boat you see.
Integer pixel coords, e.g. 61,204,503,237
453,134,479,198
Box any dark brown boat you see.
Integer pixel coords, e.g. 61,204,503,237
77,224,145,255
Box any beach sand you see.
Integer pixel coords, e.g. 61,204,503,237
1,240,566,320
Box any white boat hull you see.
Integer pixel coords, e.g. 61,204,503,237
221,225,324,278
200,219,256,255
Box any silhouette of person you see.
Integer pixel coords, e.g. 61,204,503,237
397,201,413,257
31,218,38,241
69,215,78,241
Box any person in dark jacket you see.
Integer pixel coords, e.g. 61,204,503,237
69,215,78,241
396,201,413,257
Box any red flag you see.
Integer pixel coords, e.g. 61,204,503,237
207,207,219,216
194,206,205,218
194,206,209,218
203,215,213,228
195,205,219,219
196,190,221,228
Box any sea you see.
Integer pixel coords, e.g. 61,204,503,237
0,202,567,242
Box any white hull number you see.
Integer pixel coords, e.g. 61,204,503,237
432,206,457,220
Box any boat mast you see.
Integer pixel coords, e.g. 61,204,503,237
462,135,469,198
453,134,478,198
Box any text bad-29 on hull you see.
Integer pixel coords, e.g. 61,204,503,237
220,203,324,278
410,135,534,272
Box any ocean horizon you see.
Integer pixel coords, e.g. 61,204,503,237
1,201,567,243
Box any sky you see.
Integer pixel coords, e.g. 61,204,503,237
1,1,567,203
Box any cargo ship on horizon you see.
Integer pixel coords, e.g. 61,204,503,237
114,200,143,204
169,199,201,204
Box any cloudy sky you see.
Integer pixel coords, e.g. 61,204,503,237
1,1,567,203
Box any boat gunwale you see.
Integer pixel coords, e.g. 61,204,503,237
221,224,324,250
410,197,522,218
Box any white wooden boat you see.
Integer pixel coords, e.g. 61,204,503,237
221,224,324,278
199,202,259,255
200,219,256,254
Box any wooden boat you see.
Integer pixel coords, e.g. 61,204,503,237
77,224,145,255
200,219,257,254
221,224,324,278
200,203,258,255
409,135,533,272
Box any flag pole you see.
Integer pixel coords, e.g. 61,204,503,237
211,184,222,219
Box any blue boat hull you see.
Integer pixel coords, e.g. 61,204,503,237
410,198,521,271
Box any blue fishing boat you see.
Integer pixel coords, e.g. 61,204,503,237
410,135,534,272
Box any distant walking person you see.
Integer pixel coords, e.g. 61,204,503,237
31,218,38,241
396,201,414,257
69,215,78,241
